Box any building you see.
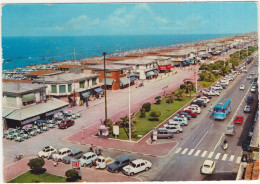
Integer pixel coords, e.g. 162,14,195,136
33,72,102,103
25,70,63,79
114,58,158,80
141,56,173,73
54,64,88,73
87,64,133,90
2,82,68,128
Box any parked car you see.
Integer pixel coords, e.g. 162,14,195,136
247,75,253,80
250,86,256,93
219,83,227,89
107,156,135,173
191,99,207,107
157,128,174,139
38,146,57,159
80,152,98,167
239,84,245,90
250,71,255,75
244,105,251,113
234,116,244,124
184,110,197,118
220,79,229,85
7,132,21,140
225,125,235,135
3,128,17,138
214,84,223,90
246,95,253,104
122,159,152,176
176,111,191,120
166,120,181,127
63,150,84,164
164,125,183,134
171,116,188,126
200,160,216,174
58,119,75,129
198,96,210,103
95,156,115,169
184,105,201,114
52,148,71,161
252,82,258,88
204,90,220,96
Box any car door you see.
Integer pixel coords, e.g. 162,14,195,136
135,164,142,173
140,162,146,172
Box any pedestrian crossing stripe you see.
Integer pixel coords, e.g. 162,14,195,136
174,147,241,164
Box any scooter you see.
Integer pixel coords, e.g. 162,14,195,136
222,142,228,150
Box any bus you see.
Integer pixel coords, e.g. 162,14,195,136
213,98,231,120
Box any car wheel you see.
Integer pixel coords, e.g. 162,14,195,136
130,172,134,176
83,163,87,167
145,167,149,171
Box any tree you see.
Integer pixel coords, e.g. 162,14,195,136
172,89,185,100
27,158,46,174
149,110,161,121
65,169,80,182
140,108,146,118
155,96,161,105
106,118,114,135
166,96,174,104
142,102,151,112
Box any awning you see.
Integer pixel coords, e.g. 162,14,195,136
200,54,209,58
2,107,16,118
145,71,155,77
189,58,197,62
22,93,36,102
5,98,68,122
94,88,104,94
153,69,159,74
119,77,129,86
82,91,91,98
102,78,114,85
130,76,137,82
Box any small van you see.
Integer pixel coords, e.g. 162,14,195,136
157,128,174,139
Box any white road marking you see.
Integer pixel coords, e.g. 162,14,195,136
194,131,208,149
181,148,189,155
222,154,228,161
175,147,182,154
215,153,221,160
201,151,208,158
188,149,194,155
194,150,201,157
236,157,241,164
208,152,214,159
229,155,235,162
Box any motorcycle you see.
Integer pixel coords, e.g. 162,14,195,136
222,142,228,150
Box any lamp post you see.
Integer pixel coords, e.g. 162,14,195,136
128,70,131,141
103,52,107,126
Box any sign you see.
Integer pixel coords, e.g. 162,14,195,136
113,125,119,136
71,160,80,169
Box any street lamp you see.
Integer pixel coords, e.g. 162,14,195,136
128,70,131,141
103,52,108,126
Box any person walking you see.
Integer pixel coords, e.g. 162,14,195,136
150,132,154,144
209,104,213,112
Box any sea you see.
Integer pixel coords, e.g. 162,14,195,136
2,34,233,70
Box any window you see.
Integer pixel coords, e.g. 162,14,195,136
68,84,72,92
120,70,124,74
141,163,145,166
59,85,66,93
87,156,91,160
105,72,112,76
51,85,57,93
136,65,139,69
79,81,85,88
137,164,140,168
92,78,97,85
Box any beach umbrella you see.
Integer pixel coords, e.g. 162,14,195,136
22,124,32,130
63,109,72,114
54,112,63,118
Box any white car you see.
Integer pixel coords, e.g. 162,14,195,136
52,148,71,161
201,160,216,174
204,90,220,96
214,85,223,90
239,84,245,90
225,125,235,135
198,96,210,103
220,79,229,85
122,159,152,176
184,105,201,114
164,125,183,134
250,71,255,75
38,146,57,159
247,75,253,80
251,86,256,93
167,120,181,127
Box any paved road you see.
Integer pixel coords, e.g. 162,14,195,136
146,55,258,181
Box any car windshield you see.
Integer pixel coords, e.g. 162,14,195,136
57,151,62,155
115,161,121,165
130,162,137,167
97,158,103,162
203,164,210,168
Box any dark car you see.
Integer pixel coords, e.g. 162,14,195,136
246,95,253,104
62,150,84,164
184,110,197,118
58,119,75,129
191,100,207,107
107,156,135,173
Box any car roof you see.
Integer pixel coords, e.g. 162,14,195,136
83,152,96,157
116,156,134,162
58,148,70,152
70,150,82,154
204,160,214,165
132,159,147,164
236,116,243,118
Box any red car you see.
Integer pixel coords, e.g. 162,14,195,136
234,116,244,124
184,110,197,118
58,119,75,129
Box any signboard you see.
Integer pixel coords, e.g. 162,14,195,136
113,125,119,136
21,116,40,125
71,160,80,169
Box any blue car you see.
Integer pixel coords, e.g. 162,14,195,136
107,156,135,173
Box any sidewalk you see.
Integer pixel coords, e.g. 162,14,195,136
3,157,140,182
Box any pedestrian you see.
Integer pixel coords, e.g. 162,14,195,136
151,132,154,144
85,99,89,107
163,90,166,96
209,104,213,112
54,160,58,167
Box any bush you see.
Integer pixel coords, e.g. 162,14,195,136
28,158,45,170
155,99,161,105
166,97,174,104
65,169,80,182
140,108,146,118
180,84,186,89
149,110,161,121
155,96,161,100
142,102,151,112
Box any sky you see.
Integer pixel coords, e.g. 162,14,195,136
1,2,258,36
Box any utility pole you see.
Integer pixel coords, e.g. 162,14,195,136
128,71,131,141
103,52,107,126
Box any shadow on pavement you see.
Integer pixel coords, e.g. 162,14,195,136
203,172,237,181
